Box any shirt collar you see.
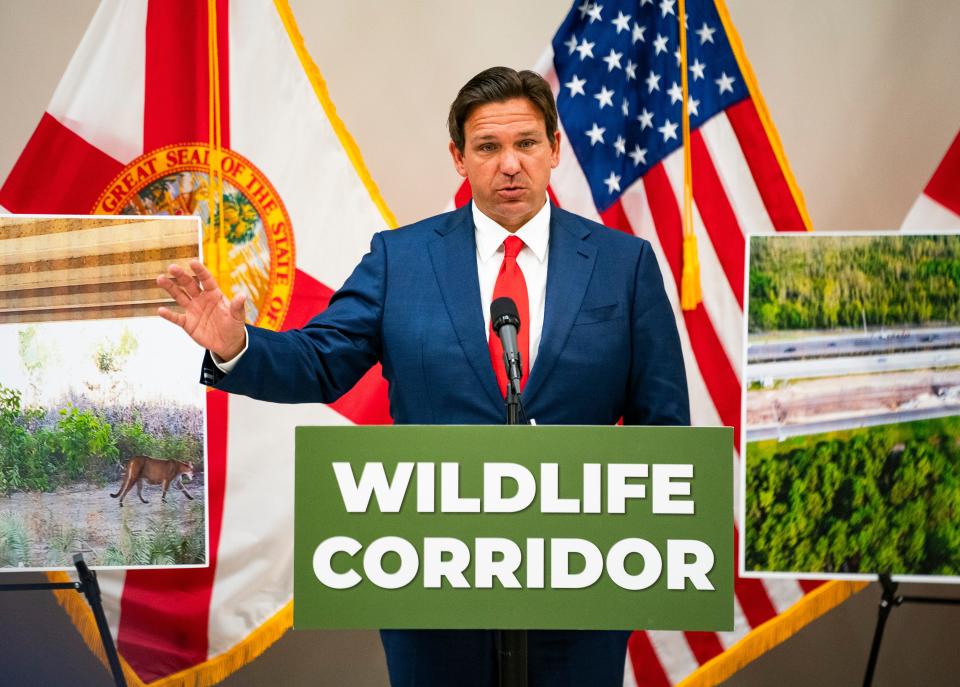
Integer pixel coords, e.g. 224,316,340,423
472,199,551,264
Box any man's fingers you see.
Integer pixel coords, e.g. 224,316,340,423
229,293,247,322
161,260,225,300
189,259,221,294
157,275,193,308
157,306,186,328
156,274,180,299
168,262,201,297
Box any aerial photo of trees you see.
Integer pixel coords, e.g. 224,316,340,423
745,233,960,578
749,234,960,332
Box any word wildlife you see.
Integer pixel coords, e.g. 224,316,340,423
311,461,717,592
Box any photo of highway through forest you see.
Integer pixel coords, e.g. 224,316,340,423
743,233,960,579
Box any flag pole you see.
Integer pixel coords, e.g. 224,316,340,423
207,0,228,292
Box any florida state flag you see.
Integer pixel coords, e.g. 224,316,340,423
902,128,960,230
1,0,393,683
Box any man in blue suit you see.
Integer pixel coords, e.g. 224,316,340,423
158,67,688,687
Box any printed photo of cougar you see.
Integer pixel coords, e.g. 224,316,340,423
110,456,195,507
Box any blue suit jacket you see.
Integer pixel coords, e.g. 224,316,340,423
204,203,689,427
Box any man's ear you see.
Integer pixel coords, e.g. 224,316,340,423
550,129,561,169
449,140,468,178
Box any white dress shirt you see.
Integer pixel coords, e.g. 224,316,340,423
473,200,550,372
216,199,552,373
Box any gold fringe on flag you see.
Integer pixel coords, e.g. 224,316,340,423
146,603,293,687
713,0,813,232
677,581,867,687
274,0,397,230
46,568,295,687
46,571,144,686
678,0,702,310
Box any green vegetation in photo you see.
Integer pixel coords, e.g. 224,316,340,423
0,386,54,493
0,511,29,566
44,525,83,566
103,502,205,566
55,406,119,483
749,235,960,332
0,383,203,496
745,417,960,576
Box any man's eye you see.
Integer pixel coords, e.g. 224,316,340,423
518,140,536,149
479,144,496,152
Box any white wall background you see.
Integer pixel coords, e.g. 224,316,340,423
1,2,959,686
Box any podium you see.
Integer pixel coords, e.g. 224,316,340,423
293,425,733,633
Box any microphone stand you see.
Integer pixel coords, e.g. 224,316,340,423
498,351,527,687
504,352,522,426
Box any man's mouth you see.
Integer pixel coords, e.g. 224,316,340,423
496,187,526,199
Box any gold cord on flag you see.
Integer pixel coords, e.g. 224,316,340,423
206,0,228,290
678,0,702,311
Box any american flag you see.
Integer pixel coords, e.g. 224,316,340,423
456,1,863,685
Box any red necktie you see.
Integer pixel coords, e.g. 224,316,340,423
489,235,530,396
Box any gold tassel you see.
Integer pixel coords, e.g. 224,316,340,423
681,232,702,310
678,0,702,311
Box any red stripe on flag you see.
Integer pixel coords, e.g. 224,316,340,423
683,307,740,450
454,179,472,208
924,130,960,217
282,268,335,331
0,113,124,213
732,527,779,628
640,167,741,447
798,579,825,594
284,268,392,425
144,0,230,150
691,130,745,307
627,631,672,687
330,365,393,425
724,100,805,232
600,200,640,236
632,169,683,282
117,390,229,682
684,630,725,666
115,4,235,680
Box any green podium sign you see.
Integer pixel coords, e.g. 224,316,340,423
294,425,732,631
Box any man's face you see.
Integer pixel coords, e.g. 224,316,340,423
449,97,560,232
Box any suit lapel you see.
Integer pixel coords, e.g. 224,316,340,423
523,209,597,403
428,205,505,410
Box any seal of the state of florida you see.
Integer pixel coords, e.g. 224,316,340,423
93,143,295,330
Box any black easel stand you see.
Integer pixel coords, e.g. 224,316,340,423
0,553,127,687
497,373,528,687
862,572,960,687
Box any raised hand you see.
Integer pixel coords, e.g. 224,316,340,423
157,259,247,361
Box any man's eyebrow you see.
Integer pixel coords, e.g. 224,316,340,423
471,131,544,142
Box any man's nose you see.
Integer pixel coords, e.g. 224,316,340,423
498,149,521,176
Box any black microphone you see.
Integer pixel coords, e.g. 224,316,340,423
490,296,523,394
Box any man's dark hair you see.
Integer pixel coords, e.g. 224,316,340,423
447,66,558,153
